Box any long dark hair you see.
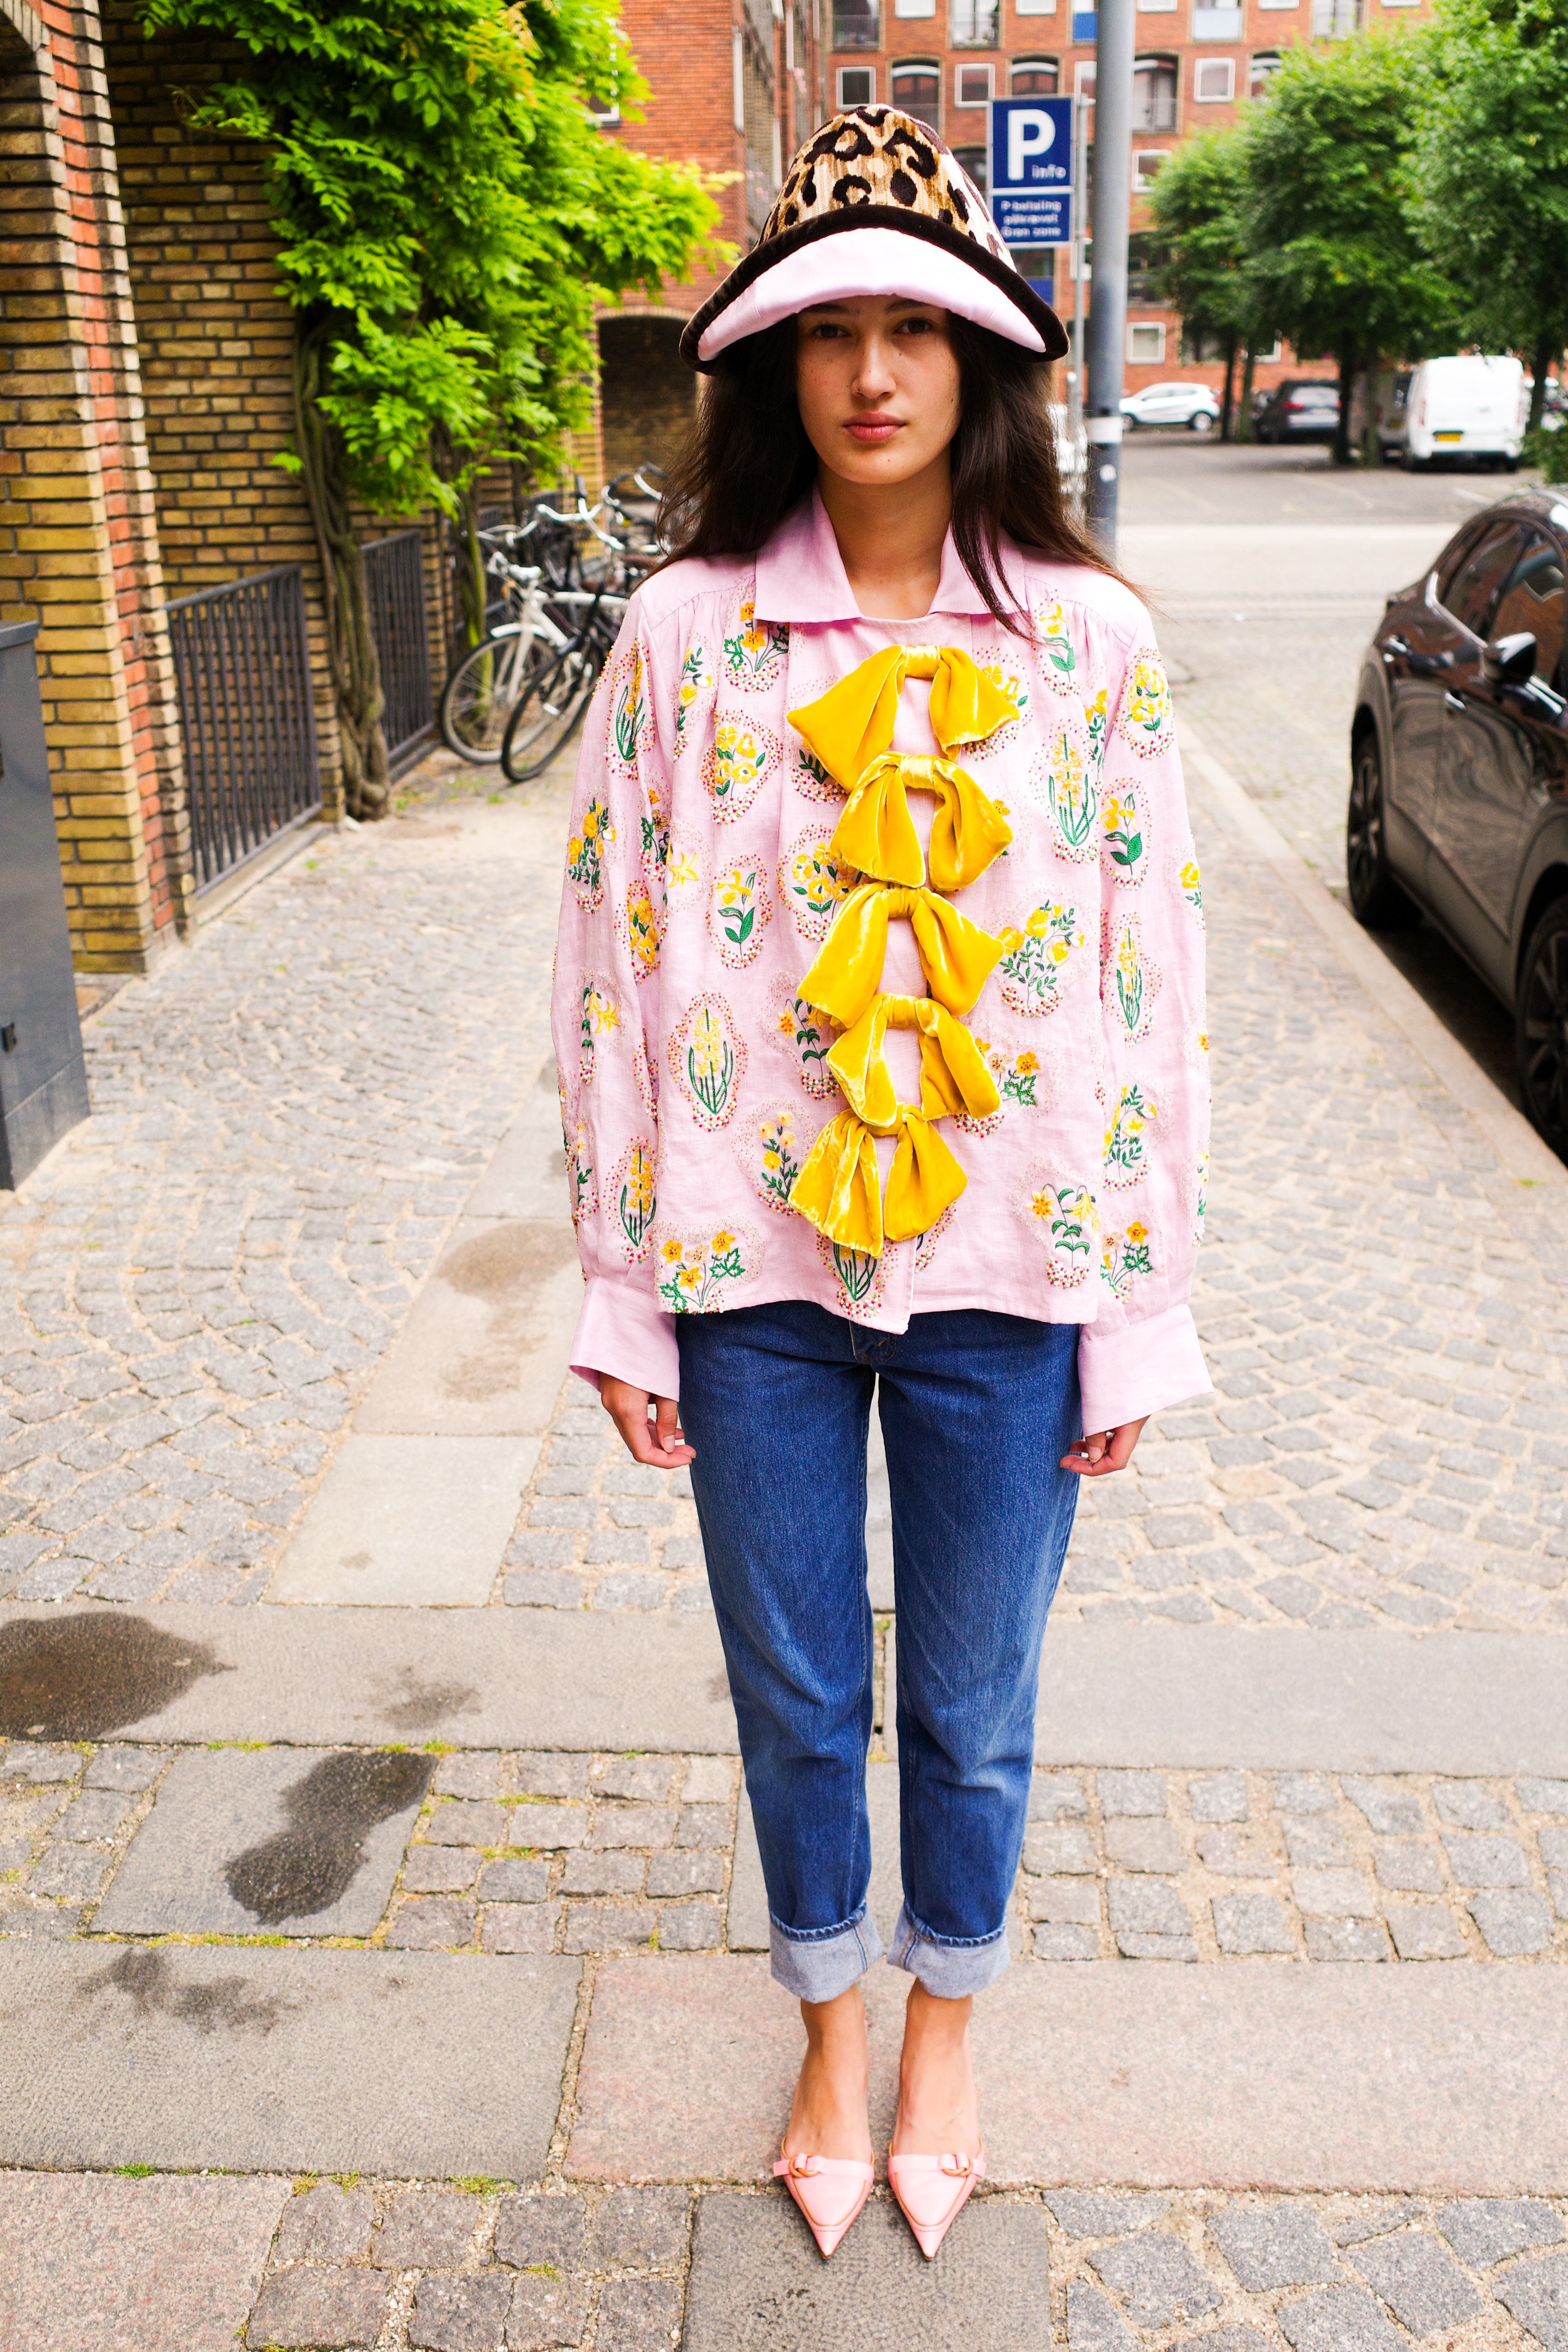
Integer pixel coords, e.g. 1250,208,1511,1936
657,313,1128,636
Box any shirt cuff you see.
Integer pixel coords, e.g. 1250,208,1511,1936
1078,1304,1211,1433
570,1272,681,1399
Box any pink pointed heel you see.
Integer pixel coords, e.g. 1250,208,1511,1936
773,2148,875,2259
886,2141,987,2259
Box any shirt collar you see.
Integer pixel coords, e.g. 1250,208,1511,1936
753,484,997,625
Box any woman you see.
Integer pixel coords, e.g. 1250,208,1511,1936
552,108,1209,2260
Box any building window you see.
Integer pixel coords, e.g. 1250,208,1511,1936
1248,49,1283,94
1128,321,1167,365
951,0,1000,43
955,62,994,105
1256,0,1298,9
952,144,988,194
892,58,942,128
1194,56,1235,99
1132,55,1177,130
1309,0,1358,29
1014,0,1056,15
1126,231,1163,299
894,0,937,14
1011,56,1060,93
832,0,881,49
1072,9,1099,38
1074,59,1096,96
1254,338,1283,362
1192,5,1243,34
588,98,622,128
1012,247,1055,295
838,64,876,105
1138,0,1178,12
1132,149,1168,191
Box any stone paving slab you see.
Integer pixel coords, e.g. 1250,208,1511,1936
0,1604,735,1750
92,1746,431,1937
268,1433,540,1605
0,1943,578,2175
350,1214,581,1443
0,2172,288,2352
681,2191,1055,2352
569,1954,1568,2192
1034,1628,1568,1775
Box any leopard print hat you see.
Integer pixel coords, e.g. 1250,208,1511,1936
679,107,1068,370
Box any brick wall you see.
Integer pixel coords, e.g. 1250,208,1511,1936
100,4,346,813
0,0,188,971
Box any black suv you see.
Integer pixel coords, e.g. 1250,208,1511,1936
1347,491,1568,1154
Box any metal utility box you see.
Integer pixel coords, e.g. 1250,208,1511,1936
0,621,90,1188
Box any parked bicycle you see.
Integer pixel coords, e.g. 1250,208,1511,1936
438,544,574,764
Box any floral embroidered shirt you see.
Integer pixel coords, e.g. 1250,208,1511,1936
552,488,1211,1432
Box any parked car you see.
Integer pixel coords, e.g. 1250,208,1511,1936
1119,382,1220,433
1383,354,1525,471
1254,379,1340,444
1348,490,1568,1154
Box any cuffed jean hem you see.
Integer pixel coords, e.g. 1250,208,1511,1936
768,1908,887,2001
887,1901,1013,1999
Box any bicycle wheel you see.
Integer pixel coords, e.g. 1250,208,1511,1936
439,631,552,764
499,640,601,783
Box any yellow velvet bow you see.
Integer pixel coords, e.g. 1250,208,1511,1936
790,1105,969,1255
829,992,1000,1129
790,644,1021,792
832,752,1013,893
799,882,1006,1029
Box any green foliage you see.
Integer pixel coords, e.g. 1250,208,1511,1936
1412,0,1568,428
1236,30,1458,400
1146,125,1259,353
1523,422,1568,483
141,0,722,512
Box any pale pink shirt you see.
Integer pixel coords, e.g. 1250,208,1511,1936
552,490,1211,1431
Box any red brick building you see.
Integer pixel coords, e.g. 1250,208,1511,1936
821,0,1436,401
593,0,827,481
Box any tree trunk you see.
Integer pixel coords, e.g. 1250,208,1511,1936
1235,344,1257,444
292,315,390,821
1219,334,1238,442
1333,332,1358,468
1529,332,1554,435
456,488,488,654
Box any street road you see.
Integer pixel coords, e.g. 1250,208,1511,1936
0,451,1566,2349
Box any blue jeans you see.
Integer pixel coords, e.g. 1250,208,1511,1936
676,1302,1081,2002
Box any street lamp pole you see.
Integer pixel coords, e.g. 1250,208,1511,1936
1086,0,1135,551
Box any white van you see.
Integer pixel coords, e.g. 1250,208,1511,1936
1387,354,1526,469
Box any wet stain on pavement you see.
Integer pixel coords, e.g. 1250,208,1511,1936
437,1220,576,1303
224,1750,431,1925
79,1946,282,2036
0,1614,227,1740
375,1670,479,1734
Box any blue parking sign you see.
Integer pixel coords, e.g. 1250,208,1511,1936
988,96,1074,248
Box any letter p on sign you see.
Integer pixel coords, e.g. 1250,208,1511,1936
1007,108,1055,181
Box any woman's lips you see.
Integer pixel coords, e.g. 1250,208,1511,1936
846,415,902,444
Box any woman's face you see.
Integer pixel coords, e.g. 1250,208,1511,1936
794,296,962,490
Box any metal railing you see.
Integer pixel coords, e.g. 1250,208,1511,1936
167,566,321,893
363,528,434,772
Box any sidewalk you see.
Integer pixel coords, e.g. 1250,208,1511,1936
1,702,1567,2349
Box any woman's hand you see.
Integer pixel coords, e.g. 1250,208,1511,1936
1061,1417,1148,1478
600,1377,696,1469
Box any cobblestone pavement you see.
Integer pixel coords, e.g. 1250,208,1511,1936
0,790,567,1608
8,1735,1568,1967
2,2165,1563,2349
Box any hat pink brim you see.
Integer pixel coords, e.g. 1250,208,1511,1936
694,226,1048,361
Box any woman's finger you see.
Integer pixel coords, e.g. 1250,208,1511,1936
601,1378,695,1468
1060,1415,1149,1476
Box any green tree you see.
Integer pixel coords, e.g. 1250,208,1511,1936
142,0,719,815
1413,0,1568,432
1147,125,1268,439
1237,31,1457,464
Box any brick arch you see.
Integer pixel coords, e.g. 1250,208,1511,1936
0,0,189,971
